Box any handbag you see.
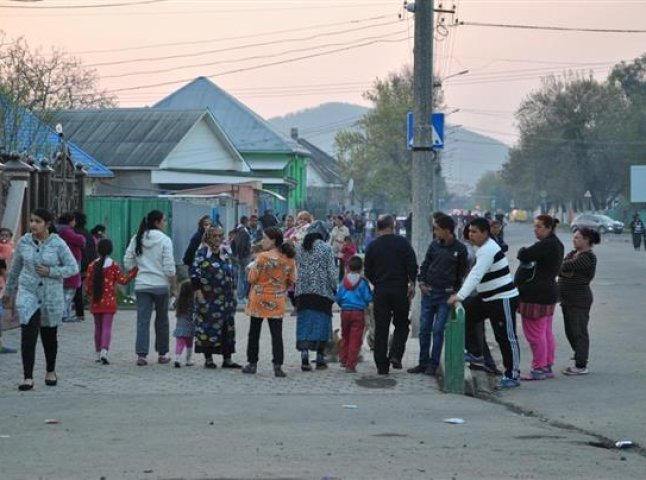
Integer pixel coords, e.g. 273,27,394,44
514,260,536,287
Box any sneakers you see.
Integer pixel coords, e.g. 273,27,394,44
497,376,521,389
136,357,148,366
407,364,426,374
100,349,110,365
562,366,589,376
520,369,546,381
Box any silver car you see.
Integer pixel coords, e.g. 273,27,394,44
571,214,624,234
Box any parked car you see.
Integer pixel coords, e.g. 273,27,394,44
571,214,624,234
510,209,529,223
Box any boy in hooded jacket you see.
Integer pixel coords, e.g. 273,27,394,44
336,255,373,372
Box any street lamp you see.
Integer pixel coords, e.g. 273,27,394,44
433,69,469,88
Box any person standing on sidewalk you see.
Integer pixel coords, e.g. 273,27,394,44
516,215,564,381
364,215,418,375
124,210,177,366
630,213,645,251
558,227,600,376
242,227,296,377
448,217,521,388
409,214,468,376
86,239,138,365
3,208,78,391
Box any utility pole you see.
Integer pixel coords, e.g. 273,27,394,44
411,0,434,274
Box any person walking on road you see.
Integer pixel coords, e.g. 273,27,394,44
515,215,564,381
3,208,78,391
558,227,600,376
295,221,337,371
242,227,296,377
86,239,138,365
448,217,521,388
630,213,645,251
364,215,418,375
190,227,240,369
124,210,177,366
409,214,468,376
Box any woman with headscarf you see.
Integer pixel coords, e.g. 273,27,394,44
3,208,78,391
190,226,239,369
295,220,337,371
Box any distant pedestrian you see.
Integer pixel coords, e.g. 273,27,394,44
330,215,350,281
340,236,357,277
0,227,15,266
182,215,212,267
242,227,296,377
364,214,418,374
630,213,645,251
90,225,106,248
172,280,195,368
124,210,177,366
56,212,86,323
259,209,279,230
86,239,138,365
490,219,508,253
336,255,372,373
0,259,17,354
409,214,468,376
516,215,564,381
558,227,600,376
248,214,263,244
288,210,313,245
73,211,97,323
231,216,252,304
448,217,521,388
295,221,337,371
190,227,239,369
3,208,78,391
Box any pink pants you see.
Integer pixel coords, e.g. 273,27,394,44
93,313,115,351
521,315,555,370
175,336,194,355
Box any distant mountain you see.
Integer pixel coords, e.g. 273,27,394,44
269,102,509,187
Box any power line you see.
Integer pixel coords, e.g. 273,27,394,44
456,21,646,34
0,0,169,8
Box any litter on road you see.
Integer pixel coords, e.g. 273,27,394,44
443,418,465,424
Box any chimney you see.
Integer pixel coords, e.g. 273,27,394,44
290,127,298,140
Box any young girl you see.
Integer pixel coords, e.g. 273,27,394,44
173,280,195,368
86,239,138,364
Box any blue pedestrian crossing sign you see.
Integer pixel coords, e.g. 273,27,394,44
407,112,445,150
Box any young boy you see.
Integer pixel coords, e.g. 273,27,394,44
0,258,17,354
335,255,373,372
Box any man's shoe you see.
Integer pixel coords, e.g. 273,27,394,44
390,358,403,369
274,365,287,378
158,355,170,364
424,365,438,376
136,357,148,366
222,361,242,369
315,362,328,370
562,366,589,376
377,368,389,375
301,363,312,372
242,363,257,374
497,376,521,389
407,364,426,374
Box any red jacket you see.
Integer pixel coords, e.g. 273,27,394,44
86,258,137,314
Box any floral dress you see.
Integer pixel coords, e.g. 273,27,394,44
189,246,237,355
245,251,296,319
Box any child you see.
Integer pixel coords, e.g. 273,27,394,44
335,255,373,373
0,259,17,354
173,280,195,368
86,239,138,364
340,236,358,272
0,227,14,266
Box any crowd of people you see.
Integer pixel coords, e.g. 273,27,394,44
0,205,601,391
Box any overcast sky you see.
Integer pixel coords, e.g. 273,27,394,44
2,0,646,145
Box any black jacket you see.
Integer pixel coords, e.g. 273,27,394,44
182,228,205,266
516,233,564,304
418,238,468,292
364,234,418,292
232,225,251,260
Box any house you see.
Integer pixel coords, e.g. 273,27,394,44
153,77,310,212
289,127,345,218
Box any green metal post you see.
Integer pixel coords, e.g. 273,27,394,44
443,303,465,394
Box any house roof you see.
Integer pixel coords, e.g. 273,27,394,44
1,100,113,178
296,137,343,185
153,77,311,156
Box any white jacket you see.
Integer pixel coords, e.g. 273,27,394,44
124,229,176,291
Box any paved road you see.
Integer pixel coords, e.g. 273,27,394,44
1,222,645,479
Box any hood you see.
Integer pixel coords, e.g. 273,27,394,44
343,273,362,290
142,229,168,248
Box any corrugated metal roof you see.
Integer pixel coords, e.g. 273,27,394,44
1,101,113,178
53,108,206,168
154,77,310,156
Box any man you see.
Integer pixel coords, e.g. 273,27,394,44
490,219,508,253
232,216,252,304
409,214,468,376
364,215,418,374
630,213,645,251
448,217,521,388
248,214,263,244
259,209,279,230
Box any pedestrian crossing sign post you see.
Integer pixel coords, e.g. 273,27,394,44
407,112,445,150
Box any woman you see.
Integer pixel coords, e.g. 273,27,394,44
242,226,296,377
295,220,337,371
124,210,177,366
516,215,564,380
190,226,239,369
558,227,600,376
3,208,78,391
288,210,312,244
56,212,86,323
282,214,296,239
183,215,212,267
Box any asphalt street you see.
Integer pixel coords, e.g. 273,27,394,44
0,222,645,479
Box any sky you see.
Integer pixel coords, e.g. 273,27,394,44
2,0,646,146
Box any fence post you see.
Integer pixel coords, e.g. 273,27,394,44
443,303,465,394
